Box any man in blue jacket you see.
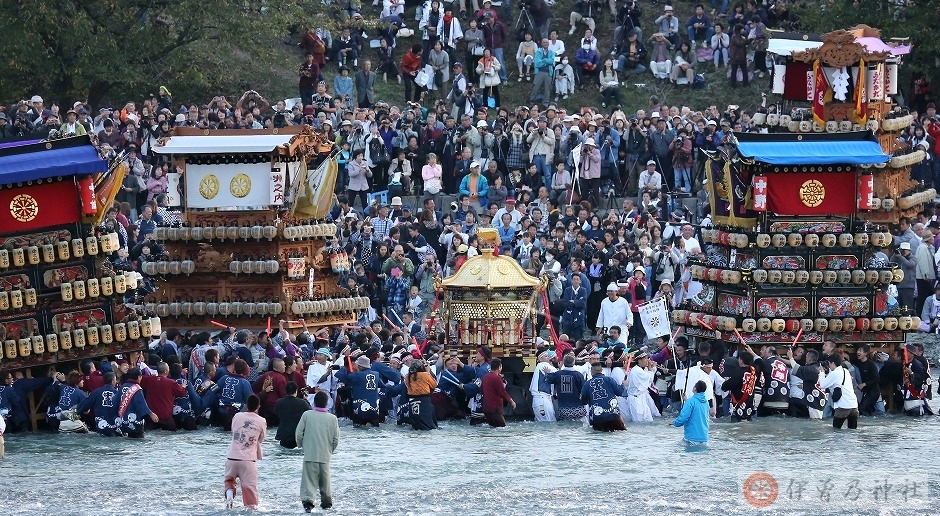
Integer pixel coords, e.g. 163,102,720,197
560,274,588,338
337,355,383,427
580,362,627,431
548,354,586,421
77,372,122,436
673,380,710,444
216,359,254,431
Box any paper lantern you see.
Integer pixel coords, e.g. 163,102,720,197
881,198,895,211
898,316,913,331
884,317,898,331
238,226,251,241
757,318,772,332
809,271,824,284
26,245,40,265
100,325,113,344
828,318,843,332
772,234,787,248
837,270,852,284
31,334,44,354
742,318,757,332
854,233,869,247
752,269,768,283
814,318,829,332
842,318,856,332
839,233,854,248
179,227,191,241
167,227,179,241
45,333,59,352
771,319,785,332
795,270,809,284
18,337,31,357
72,329,86,349
785,319,801,333
41,244,55,263
128,320,141,340
870,318,884,331
86,326,100,346
87,278,99,298
191,227,203,241
826,120,838,133
851,270,866,284
840,120,853,132
892,269,904,283
787,233,803,247
73,280,87,300
781,270,795,284
114,323,127,342
226,226,239,241
56,240,70,261
58,331,72,350
804,234,819,248
768,270,782,284
4,339,16,359
12,247,25,266
822,270,837,284
756,234,771,248
821,234,837,247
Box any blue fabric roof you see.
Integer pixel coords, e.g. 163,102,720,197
0,144,107,184
736,139,890,166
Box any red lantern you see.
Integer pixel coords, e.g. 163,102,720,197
856,317,870,331
785,319,800,333
858,174,873,210
752,175,768,212
78,176,97,216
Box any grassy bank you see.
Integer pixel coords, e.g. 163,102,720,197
253,0,768,114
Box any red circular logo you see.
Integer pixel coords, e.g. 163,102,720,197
742,472,778,508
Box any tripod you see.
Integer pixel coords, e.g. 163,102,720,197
515,6,535,34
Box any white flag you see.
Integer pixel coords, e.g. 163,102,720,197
639,298,671,338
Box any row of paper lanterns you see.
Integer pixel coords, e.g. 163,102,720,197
3,317,162,359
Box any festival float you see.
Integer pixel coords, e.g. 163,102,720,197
0,135,157,424
677,26,928,354
141,126,368,332
434,227,548,374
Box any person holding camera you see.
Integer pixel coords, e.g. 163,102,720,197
615,30,647,78
299,53,321,106
612,0,642,55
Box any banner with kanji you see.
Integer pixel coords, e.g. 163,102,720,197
0,179,80,232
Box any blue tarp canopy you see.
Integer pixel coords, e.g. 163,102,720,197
0,138,107,184
735,135,890,166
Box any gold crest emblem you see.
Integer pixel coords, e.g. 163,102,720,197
9,194,39,222
199,174,220,199
230,173,252,198
798,179,825,208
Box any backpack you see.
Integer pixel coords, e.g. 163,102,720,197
692,73,706,89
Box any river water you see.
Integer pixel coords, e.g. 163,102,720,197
1,405,938,516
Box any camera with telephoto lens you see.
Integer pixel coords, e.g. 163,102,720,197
450,200,459,212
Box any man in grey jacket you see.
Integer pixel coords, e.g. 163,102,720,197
355,60,377,109
296,391,340,512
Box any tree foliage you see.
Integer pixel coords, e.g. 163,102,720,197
789,0,940,89
0,0,305,107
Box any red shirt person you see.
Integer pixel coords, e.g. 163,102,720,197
253,358,288,426
140,363,187,430
477,358,516,427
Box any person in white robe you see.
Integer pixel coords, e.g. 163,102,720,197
529,350,558,422
624,352,659,422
